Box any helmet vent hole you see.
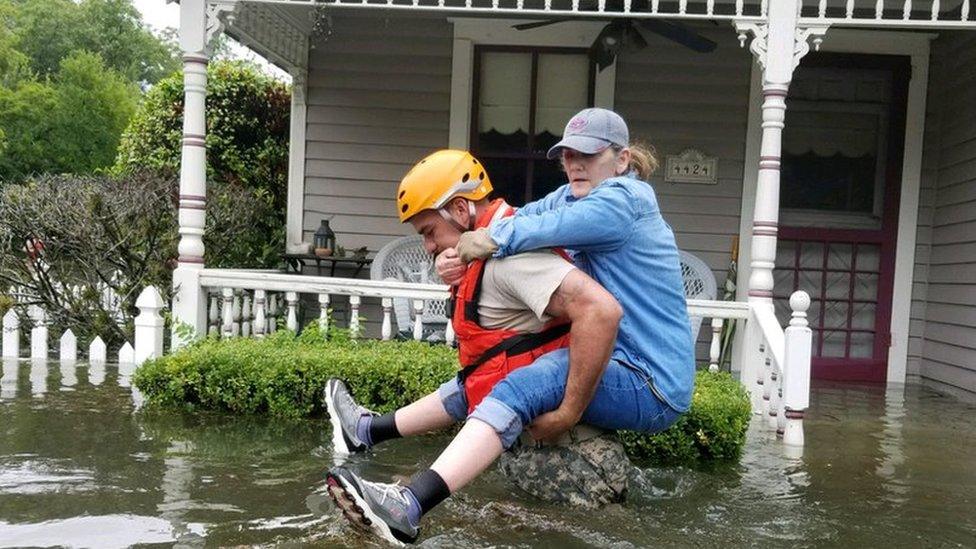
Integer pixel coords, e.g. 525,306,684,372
398,190,405,199
472,158,479,165
401,204,408,213
462,173,470,183
479,172,485,180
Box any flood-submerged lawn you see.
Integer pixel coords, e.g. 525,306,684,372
0,359,974,548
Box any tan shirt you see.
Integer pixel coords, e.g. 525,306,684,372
476,250,576,333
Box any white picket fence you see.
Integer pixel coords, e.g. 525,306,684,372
2,272,812,451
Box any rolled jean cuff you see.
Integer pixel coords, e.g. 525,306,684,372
468,396,523,449
437,377,469,422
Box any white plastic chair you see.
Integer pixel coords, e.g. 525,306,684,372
678,250,717,342
370,235,450,339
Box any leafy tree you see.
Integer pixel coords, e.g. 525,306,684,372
3,0,178,84
0,51,139,179
115,60,291,268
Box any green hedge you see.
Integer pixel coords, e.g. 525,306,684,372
134,327,751,466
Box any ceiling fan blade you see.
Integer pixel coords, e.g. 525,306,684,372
589,21,625,72
636,19,717,53
512,19,570,31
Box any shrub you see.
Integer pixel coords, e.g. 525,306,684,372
135,328,751,465
114,60,289,268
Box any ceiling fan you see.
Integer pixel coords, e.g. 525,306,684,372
513,8,717,71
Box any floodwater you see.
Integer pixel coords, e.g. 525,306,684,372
0,358,974,548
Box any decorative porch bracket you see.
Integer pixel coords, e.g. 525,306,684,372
171,0,239,349
732,3,826,417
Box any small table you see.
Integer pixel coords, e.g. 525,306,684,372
281,253,373,277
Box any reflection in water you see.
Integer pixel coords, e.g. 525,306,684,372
117,361,134,388
0,359,17,399
0,364,974,547
28,359,47,396
60,361,78,388
88,361,105,386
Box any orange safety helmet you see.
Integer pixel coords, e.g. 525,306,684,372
396,150,493,222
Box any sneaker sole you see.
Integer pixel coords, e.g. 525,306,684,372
326,471,405,546
324,379,354,455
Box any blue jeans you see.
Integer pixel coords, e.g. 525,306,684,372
438,348,682,449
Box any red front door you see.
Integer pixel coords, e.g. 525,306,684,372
773,53,910,382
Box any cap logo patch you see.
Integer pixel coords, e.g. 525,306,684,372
567,116,588,132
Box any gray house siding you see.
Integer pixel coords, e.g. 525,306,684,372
914,31,976,393
304,16,453,253
615,27,751,288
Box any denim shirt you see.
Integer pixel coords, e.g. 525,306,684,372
488,176,695,412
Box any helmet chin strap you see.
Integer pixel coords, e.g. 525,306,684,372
438,200,477,231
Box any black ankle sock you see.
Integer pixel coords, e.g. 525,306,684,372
406,469,451,517
368,412,401,445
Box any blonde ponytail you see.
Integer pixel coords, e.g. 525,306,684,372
627,140,659,181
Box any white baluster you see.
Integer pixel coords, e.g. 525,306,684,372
28,305,47,360
623,0,631,13
445,320,455,347
777,384,787,436
963,0,970,21
768,368,779,430
678,0,687,14
931,0,940,20
268,294,278,334
286,291,299,332
598,0,605,11
381,298,393,341
819,0,827,17
89,336,107,363
756,342,767,415
221,288,233,338
254,290,267,338
735,0,742,16
903,0,911,19
761,0,768,16
544,0,551,10
762,355,773,417
652,0,659,14
876,0,884,19
706,0,713,16
2,310,20,358
349,295,361,337
60,329,77,363
241,294,252,338
134,286,165,366
208,293,219,337
783,291,812,448
232,292,241,336
412,300,424,341
846,0,855,18
318,293,330,335
708,318,723,373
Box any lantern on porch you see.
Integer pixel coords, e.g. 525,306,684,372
314,219,336,257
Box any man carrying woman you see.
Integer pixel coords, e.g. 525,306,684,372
325,108,695,545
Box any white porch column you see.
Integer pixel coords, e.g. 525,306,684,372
171,0,235,349
285,68,309,253
734,2,826,409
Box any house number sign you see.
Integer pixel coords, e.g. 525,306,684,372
665,149,718,185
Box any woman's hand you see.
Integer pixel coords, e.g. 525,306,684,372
435,248,466,286
456,227,499,263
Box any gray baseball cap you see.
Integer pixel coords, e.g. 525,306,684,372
546,108,630,159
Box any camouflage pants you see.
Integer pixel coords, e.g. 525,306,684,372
497,428,630,508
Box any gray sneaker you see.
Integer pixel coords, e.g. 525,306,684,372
323,378,375,455
326,466,420,545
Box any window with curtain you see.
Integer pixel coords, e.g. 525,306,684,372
472,46,593,206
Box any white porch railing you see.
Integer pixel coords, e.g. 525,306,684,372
194,269,812,447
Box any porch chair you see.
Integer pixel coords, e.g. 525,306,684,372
370,235,450,340
678,250,717,342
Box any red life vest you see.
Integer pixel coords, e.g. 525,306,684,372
451,199,572,413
